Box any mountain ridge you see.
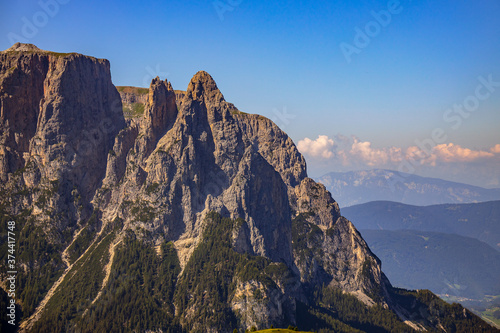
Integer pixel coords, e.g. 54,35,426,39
0,44,497,332
342,200,500,252
318,169,500,207
360,229,500,299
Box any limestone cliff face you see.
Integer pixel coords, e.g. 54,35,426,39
94,70,390,329
0,44,433,332
291,178,388,300
0,45,48,177
0,43,124,238
101,71,296,269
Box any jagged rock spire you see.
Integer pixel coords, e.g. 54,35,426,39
144,76,177,139
186,70,225,105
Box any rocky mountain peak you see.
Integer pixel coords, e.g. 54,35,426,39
2,46,494,333
3,42,43,52
186,70,225,105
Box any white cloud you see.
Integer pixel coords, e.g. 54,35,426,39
298,134,500,166
349,138,404,166
404,143,498,165
425,143,494,163
298,134,500,187
297,135,335,159
490,144,500,154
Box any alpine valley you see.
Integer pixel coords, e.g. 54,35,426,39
0,43,498,333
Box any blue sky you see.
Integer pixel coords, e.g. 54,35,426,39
2,0,499,187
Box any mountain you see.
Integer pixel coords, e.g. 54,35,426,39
342,200,500,252
0,43,497,332
359,229,500,300
318,169,500,207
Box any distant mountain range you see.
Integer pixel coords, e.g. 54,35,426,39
318,169,500,207
342,200,500,252
360,229,500,300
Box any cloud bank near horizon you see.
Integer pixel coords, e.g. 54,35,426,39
297,135,500,188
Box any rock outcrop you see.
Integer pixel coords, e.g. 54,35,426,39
0,44,496,333
0,42,124,235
